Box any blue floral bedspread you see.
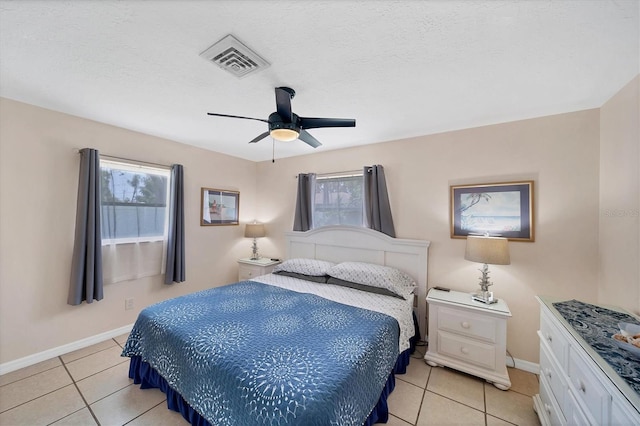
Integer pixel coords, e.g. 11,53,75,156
121,281,400,425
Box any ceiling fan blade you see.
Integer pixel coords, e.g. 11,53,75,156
298,117,356,129
207,112,269,123
298,130,322,148
275,87,293,122
249,131,270,144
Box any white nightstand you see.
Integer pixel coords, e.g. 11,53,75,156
424,288,512,390
237,258,280,281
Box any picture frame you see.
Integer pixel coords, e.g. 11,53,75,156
200,188,240,226
450,181,534,241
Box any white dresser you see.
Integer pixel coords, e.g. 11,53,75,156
534,296,640,426
424,288,512,390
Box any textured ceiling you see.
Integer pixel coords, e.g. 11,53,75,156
1,1,638,162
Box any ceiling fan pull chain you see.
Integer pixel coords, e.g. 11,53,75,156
272,137,275,163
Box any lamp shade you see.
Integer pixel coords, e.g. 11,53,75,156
244,223,265,238
464,235,510,265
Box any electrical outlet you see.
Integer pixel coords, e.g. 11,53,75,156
125,298,134,310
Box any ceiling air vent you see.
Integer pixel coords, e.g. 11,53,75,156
200,34,270,78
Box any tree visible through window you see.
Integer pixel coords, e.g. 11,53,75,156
313,174,364,228
100,160,170,242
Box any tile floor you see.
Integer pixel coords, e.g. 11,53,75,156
0,336,541,425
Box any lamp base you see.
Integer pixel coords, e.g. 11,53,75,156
473,263,498,304
250,238,260,260
472,291,498,304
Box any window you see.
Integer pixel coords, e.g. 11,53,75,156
100,159,171,283
100,160,170,243
313,173,364,228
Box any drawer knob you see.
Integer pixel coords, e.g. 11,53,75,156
578,380,586,393
544,403,552,415
461,321,470,329
460,347,470,355
546,368,552,380
547,334,553,343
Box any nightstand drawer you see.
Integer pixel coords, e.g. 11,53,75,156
438,307,497,342
437,330,496,370
239,264,262,281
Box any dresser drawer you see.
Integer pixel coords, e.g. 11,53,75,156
540,309,568,367
437,330,496,370
566,388,591,426
535,298,640,426
567,346,610,425
540,341,566,411
611,396,640,425
539,373,566,426
438,307,497,342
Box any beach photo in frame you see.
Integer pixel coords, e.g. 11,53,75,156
450,181,534,241
201,188,239,226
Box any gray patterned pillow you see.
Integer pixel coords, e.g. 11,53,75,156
327,262,416,299
273,270,329,283
326,276,401,298
273,258,335,276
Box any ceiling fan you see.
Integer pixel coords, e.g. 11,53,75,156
207,87,356,148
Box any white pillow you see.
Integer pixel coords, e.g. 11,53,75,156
327,262,416,299
273,258,335,277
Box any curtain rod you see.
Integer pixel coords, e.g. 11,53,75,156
76,149,172,169
294,169,362,179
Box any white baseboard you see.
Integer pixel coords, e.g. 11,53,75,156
512,357,539,374
0,324,134,376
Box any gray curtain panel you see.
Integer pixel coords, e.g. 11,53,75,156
293,173,316,231
164,164,186,284
68,148,103,305
364,165,396,237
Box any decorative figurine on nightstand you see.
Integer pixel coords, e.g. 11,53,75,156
464,234,510,304
244,222,266,260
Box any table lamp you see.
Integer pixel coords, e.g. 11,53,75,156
244,223,265,260
464,234,510,304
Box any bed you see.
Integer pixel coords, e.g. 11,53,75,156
122,226,430,425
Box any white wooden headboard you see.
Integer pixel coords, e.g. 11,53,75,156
284,226,430,340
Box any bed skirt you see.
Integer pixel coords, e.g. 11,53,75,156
129,346,410,426
128,314,420,425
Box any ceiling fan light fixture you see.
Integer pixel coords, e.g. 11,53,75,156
270,128,299,141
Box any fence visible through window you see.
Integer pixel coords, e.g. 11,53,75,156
100,159,170,243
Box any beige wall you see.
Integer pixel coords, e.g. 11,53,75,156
1,74,637,367
256,109,602,364
598,75,640,315
0,98,258,364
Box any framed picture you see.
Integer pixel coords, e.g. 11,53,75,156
450,181,534,241
201,188,239,226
